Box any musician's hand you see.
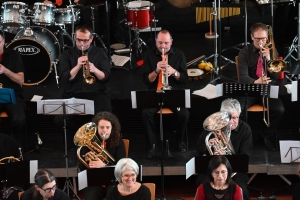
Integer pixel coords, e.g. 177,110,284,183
254,76,271,84
44,0,53,4
214,150,225,155
77,56,88,67
167,65,176,77
88,62,97,73
89,158,106,168
208,138,219,146
74,0,79,3
156,61,168,73
261,46,271,61
0,64,7,74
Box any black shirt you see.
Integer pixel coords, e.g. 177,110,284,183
21,187,70,200
0,48,24,94
196,120,253,156
238,43,278,84
59,45,111,94
143,47,188,90
107,184,151,200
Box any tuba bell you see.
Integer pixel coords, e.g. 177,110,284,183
74,122,115,168
203,111,235,155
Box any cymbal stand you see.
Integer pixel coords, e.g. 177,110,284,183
68,1,75,46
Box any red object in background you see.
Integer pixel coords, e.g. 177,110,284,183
278,56,284,80
137,60,144,67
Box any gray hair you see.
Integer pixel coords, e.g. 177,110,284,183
114,158,139,183
220,98,241,115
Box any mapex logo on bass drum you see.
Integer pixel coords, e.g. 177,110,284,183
13,45,40,55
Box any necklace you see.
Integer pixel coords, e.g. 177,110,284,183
212,183,225,199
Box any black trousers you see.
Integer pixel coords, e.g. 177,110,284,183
236,96,285,136
196,172,250,200
142,107,189,148
53,92,112,148
0,94,26,141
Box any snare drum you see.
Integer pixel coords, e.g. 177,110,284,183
8,26,60,85
32,3,55,26
126,1,154,29
54,8,80,25
1,1,28,27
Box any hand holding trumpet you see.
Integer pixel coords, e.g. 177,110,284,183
156,61,176,76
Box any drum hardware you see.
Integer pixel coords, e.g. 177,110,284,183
126,1,158,68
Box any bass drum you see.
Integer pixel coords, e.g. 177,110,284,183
8,26,60,85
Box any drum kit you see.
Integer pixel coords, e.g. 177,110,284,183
0,1,80,86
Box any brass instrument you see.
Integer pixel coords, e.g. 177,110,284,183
0,83,2,88
203,111,235,155
0,148,23,164
81,47,96,84
74,122,115,168
258,25,287,127
161,48,171,90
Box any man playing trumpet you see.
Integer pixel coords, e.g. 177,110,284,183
55,25,112,151
237,22,285,151
142,30,189,158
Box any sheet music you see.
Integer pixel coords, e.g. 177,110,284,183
279,140,300,163
111,55,130,66
192,84,223,99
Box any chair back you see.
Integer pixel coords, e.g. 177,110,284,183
143,183,155,200
18,191,24,200
123,139,129,158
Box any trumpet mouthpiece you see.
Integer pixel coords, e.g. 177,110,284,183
162,48,165,55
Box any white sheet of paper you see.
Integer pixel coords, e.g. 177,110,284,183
186,157,196,180
270,85,279,99
291,80,298,102
279,140,300,163
78,170,88,191
192,84,221,99
30,160,38,183
31,95,43,102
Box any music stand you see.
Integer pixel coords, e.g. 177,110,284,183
131,89,190,200
78,165,143,191
37,98,94,199
222,82,271,123
0,160,37,200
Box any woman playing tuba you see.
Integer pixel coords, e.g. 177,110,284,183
74,111,126,200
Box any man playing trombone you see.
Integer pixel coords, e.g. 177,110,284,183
237,22,285,151
142,30,189,158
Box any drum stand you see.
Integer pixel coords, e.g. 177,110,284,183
129,28,149,58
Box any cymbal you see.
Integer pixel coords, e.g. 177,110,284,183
203,111,229,131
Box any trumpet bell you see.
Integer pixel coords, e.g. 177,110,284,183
267,60,287,73
74,122,97,146
203,111,229,131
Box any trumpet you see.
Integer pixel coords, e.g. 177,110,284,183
81,47,96,84
161,48,171,90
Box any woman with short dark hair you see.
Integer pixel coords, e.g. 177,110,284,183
195,156,242,200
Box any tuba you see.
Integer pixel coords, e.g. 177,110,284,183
81,47,96,84
203,111,235,155
74,122,115,168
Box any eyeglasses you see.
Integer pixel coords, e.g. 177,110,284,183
212,170,228,176
75,38,91,43
40,184,57,193
122,173,136,179
253,37,267,42
231,116,239,120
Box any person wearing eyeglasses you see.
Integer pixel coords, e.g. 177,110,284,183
237,22,285,151
54,24,111,151
106,158,151,200
196,98,252,200
77,111,126,200
195,155,242,200
20,169,69,200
